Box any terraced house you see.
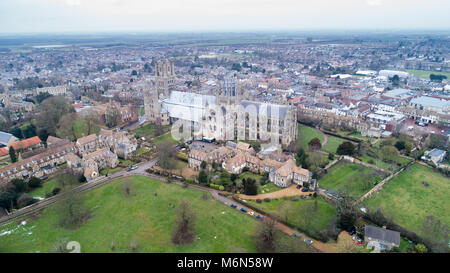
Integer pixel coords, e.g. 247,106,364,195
0,142,75,182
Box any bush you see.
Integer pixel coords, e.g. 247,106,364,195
264,198,271,202
52,187,61,196
218,185,224,191
185,178,195,184
17,193,34,208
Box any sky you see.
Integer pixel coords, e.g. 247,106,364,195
0,0,449,33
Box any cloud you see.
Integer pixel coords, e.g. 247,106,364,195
366,0,382,6
65,0,81,6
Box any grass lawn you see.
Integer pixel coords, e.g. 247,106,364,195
118,159,135,167
248,197,337,240
100,167,124,176
319,162,386,198
364,163,450,235
27,178,60,199
297,125,324,150
177,152,188,161
258,183,281,194
405,69,450,80
322,135,348,154
132,124,171,140
399,237,415,253
239,172,263,183
136,147,148,155
153,132,178,145
362,145,413,172
0,176,262,253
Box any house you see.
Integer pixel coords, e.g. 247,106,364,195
0,147,9,157
0,131,18,147
222,152,313,188
422,148,447,165
271,159,313,188
10,136,42,153
98,128,137,159
81,147,119,181
188,149,207,170
364,225,400,251
0,142,76,182
361,127,382,138
76,134,98,156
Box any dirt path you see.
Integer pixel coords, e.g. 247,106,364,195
319,128,329,147
237,184,313,200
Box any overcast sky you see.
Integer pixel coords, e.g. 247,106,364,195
1,0,449,33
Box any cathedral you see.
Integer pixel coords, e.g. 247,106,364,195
143,59,297,146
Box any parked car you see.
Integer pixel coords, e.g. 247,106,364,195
301,188,309,192
128,165,138,171
230,204,237,208
304,238,314,245
296,184,302,189
255,215,264,219
291,232,301,238
240,208,247,213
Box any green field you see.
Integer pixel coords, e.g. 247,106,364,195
297,125,324,150
322,135,348,154
0,176,264,253
364,164,450,235
153,132,178,145
319,162,386,198
406,69,450,80
248,197,336,240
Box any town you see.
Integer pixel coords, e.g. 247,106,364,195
0,30,448,254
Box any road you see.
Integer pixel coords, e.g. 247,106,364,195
0,157,337,253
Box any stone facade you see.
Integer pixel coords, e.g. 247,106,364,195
144,60,297,146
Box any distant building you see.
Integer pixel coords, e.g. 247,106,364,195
379,70,410,80
36,86,67,96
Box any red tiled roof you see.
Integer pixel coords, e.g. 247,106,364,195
10,136,42,151
0,147,9,157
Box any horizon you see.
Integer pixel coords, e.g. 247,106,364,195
1,0,450,34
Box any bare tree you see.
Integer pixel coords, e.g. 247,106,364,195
84,113,101,135
171,199,196,245
157,141,177,170
57,112,78,140
56,187,90,229
254,218,278,253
